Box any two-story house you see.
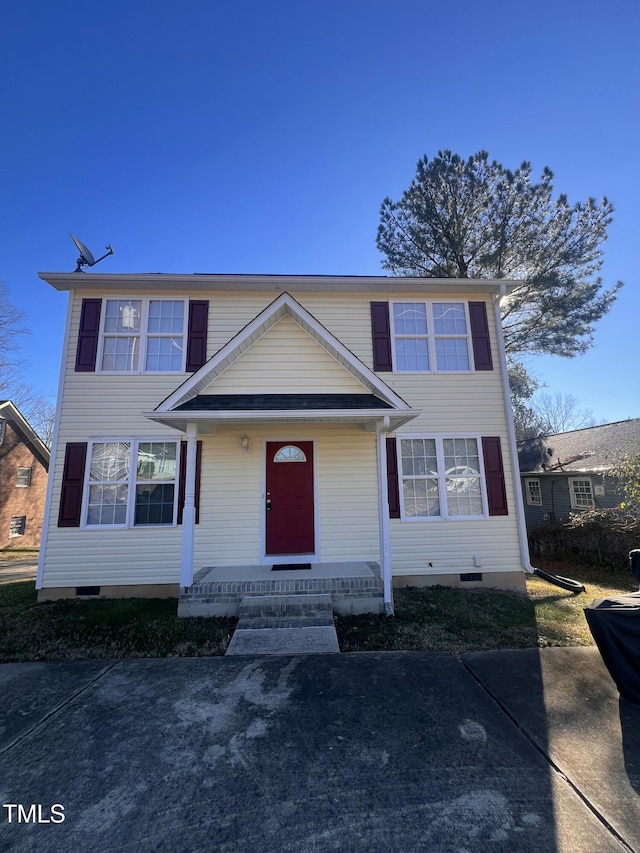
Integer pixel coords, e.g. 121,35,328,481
0,400,50,550
36,273,531,615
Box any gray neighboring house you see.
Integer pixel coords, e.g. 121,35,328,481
518,418,640,528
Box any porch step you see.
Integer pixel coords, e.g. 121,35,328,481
238,593,333,619
225,594,340,656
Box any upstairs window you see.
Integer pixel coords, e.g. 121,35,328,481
99,299,186,373
391,301,471,372
16,467,32,487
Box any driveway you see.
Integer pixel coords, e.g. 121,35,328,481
0,648,638,852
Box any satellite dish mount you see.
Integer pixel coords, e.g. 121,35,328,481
70,234,114,272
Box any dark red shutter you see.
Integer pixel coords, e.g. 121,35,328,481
75,299,102,372
482,436,508,515
186,301,209,372
371,302,393,372
386,437,401,518
469,301,493,371
58,442,87,527
177,440,202,524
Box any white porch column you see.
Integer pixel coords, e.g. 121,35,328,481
376,417,394,615
180,422,198,588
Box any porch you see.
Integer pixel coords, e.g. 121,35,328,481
177,560,384,618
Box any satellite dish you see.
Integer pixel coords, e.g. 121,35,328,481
69,233,114,272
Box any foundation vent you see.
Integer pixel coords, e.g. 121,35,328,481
75,586,101,597
460,573,482,583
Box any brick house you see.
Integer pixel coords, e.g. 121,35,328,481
0,401,50,550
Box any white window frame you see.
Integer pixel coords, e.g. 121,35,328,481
81,438,180,529
97,297,187,374
569,477,595,510
10,516,26,537
16,466,32,488
397,434,488,521
390,300,473,374
525,478,542,506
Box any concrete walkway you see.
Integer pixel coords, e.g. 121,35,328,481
0,648,638,852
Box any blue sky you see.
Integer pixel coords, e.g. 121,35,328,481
2,0,638,423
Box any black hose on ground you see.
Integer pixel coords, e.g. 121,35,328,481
533,567,586,594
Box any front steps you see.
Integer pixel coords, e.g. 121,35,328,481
178,561,384,618
225,594,340,656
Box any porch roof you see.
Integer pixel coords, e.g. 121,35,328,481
175,393,393,411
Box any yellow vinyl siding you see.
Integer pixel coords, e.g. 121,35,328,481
193,424,379,567
41,287,524,589
202,315,366,395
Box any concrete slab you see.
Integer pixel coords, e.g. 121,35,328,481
225,625,340,655
463,647,640,852
0,652,632,852
0,661,114,753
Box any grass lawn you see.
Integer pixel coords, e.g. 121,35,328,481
0,559,636,661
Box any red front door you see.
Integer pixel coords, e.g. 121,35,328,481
265,441,314,555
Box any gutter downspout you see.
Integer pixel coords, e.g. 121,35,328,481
493,291,585,593
376,416,394,615
493,289,539,577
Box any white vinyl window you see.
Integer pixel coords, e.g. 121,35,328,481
84,440,178,527
525,478,542,506
16,467,32,487
10,516,26,537
99,299,186,373
399,436,485,520
569,478,594,510
391,301,471,372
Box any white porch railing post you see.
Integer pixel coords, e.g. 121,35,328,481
376,417,393,615
180,422,197,588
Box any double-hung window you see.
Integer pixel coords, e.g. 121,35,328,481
16,467,32,487
84,440,178,527
399,436,485,519
569,478,594,510
100,299,186,373
391,302,471,372
10,516,26,537
525,478,542,506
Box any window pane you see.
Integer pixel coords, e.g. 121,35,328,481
137,442,177,481
104,300,142,333
274,446,306,462
435,338,470,371
403,478,440,517
148,300,184,334
87,484,128,525
135,484,175,525
101,336,139,372
446,477,483,516
443,438,479,473
433,303,467,334
89,443,130,481
393,303,428,335
395,338,429,371
145,337,184,372
401,439,437,476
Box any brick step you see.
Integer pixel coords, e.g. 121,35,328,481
238,593,333,618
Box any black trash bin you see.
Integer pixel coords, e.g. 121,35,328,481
584,550,640,705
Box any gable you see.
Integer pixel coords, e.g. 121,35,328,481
201,315,366,395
